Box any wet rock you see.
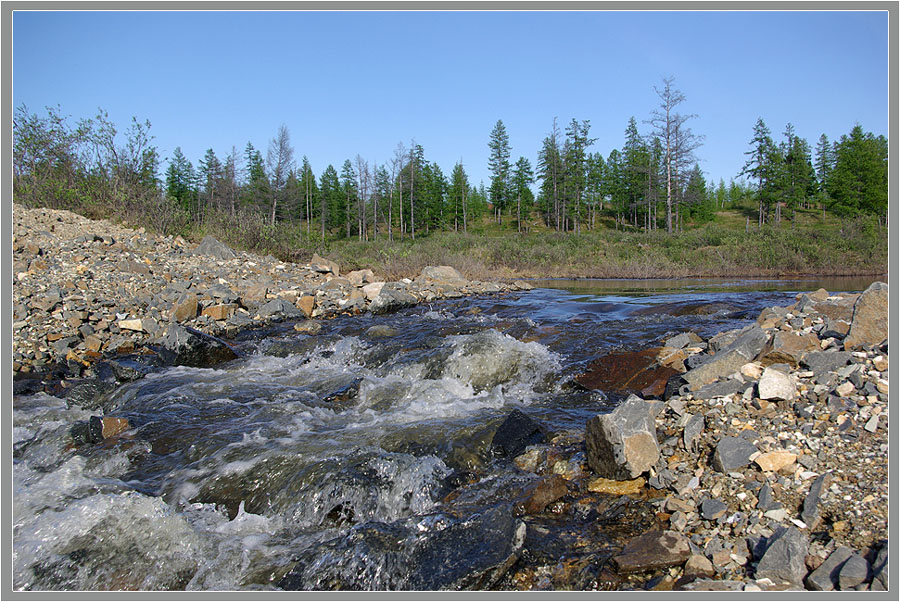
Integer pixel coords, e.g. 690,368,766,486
101,416,130,438
585,395,660,480
157,323,238,368
712,436,758,473
844,281,888,350
257,299,304,319
293,321,322,335
755,526,809,585
586,476,645,495
806,546,853,591
521,474,568,514
838,553,871,590
366,325,398,338
368,288,418,315
575,348,679,399
63,379,117,410
70,415,104,445
193,235,236,260
613,530,692,574
491,409,545,459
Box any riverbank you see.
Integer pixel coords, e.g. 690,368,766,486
12,204,530,386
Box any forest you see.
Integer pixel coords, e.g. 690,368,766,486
12,78,889,275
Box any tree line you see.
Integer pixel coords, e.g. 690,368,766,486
13,78,888,250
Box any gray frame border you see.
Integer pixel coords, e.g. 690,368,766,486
3,1,896,600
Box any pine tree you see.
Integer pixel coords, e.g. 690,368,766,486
488,119,511,226
511,156,534,233
828,125,888,217
536,118,562,230
165,147,198,217
448,161,469,233
739,118,777,226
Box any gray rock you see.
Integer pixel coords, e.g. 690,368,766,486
682,413,704,454
838,553,871,590
193,235,236,260
802,351,852,377
158,323,239,368
419,265,467,287
664,332,702,350
368,288,418,315
755,526,809,585
870,543,888,591
844,281,888,350
712,436,758,473
800,472,829,528
694,378,745,400
700,498,728,520
491,409,544,459
756,483,782,511
585,395,660,480
257,299,304,319
682,325,767,390
806,546,854,591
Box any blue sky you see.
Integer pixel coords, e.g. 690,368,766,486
13,10,890,190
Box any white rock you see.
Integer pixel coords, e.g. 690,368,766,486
758,366,797,401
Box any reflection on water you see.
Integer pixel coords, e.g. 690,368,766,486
530,275,885,296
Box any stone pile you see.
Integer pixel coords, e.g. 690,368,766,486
12,204,530,384
501,282,889,591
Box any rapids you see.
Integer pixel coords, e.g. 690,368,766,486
11,278,877,591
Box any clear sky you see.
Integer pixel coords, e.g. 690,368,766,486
12,9,890,190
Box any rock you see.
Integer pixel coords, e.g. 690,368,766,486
838,553,871,590
755,526,809,585
683,326,768,390
70,415,104,445
613,530,692,574
700,498,728,520
585,395,661,480
170,294,199,323
368,288,418,315
802,351,852,376
419,265,467,287
521,474,568,514
201,303,237,321
870,543,888,591
346,269,374,286
682,413,704,453
293,321,322,334
157,323,239,368
683,554,716,580
309,253,339,276
117,318,145,332
586,476,645,495
758,366,797,401
574,348,680,399
694,378,744,400
806,546,854,591
63,379,117,410
101,416,130,438
664,332,703,350
800,472,829,529
712,436,758,473
491,409,545,459
193,235,236,260
756,483,782,511
759,331,820,368
754,451,797,473
297,295,315,318
366,325,398,338
257,299,304,319
362,281,385,301
844,281,888,350
240,281,270,307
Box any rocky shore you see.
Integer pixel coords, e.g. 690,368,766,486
501,280,889,591
12,204,530,392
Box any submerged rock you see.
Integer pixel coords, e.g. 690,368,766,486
575,348,679,399
491,409,545,459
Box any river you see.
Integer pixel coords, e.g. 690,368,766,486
12,276,881,591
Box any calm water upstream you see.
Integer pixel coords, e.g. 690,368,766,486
12,277,881,591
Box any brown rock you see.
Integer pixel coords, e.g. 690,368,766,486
241,282,269,306
347,269,375,286
613,530,692,574
575,348,680,398
684,554,715,579
759,331,820,368
297,295,315,318
844,282,888,350
522,474,568,514
84,335,104,352
755,451,798,472
101,417,130,438
586,476,645,495
170,295,199,323
117,319,144,332
201,303,237,321
310,253,339,276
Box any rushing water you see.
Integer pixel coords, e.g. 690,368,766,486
12,278,880,591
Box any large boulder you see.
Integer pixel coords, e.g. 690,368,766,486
192,235,236,260
682,325,768,391
758,331,820,368
368,288,418,315
844,281,888,350
757,366,797,401
585,395,661,480
309,253,340,276
418,265,467,287
157,323,238,368
574,348,680,399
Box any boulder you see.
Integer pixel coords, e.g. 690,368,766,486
574,348,680,399
802,351,852,377
157,323,239,368
362,282,385,301
310,253,339,276
870,543,889,591
490,409,545,459
419,265,467,287
844,281,888,350
758,331,820,367
585,395,661,480
664,332,703,350
193,235,236,260
806,546,854,591
755,526,809,585
682,326,768,391
169,294,199,323
368,288,418,315
257,299,304,319
838,553,871,590
346,269,374,286
613,530,692,573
